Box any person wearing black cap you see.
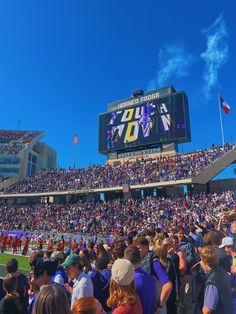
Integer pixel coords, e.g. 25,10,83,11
28,258,57,314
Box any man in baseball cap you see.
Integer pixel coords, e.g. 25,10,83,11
51,251,68,286
62,254,93,308
219,237,234,248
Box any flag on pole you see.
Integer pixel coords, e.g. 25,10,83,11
219,96,230,114
73,134,78,144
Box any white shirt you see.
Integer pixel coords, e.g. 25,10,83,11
71,272,93,308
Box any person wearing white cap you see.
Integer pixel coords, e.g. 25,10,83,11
219,236,234,249
107,259,142,314
219,236,236,313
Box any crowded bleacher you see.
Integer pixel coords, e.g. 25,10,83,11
0,130,43,155
0,191,235,235
2,144,233,194
0,175,9,183
1,189,236,313
0,144,236,313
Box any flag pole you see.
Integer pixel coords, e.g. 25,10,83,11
218,92,225,146
73,143,76,168
72,132,78,168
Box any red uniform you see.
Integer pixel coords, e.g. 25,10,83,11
56,242,63,252
7,237,12,250
38,239,43,250
23,238,29,255
17,237,22,251
13,237,18,254
2,234,7,251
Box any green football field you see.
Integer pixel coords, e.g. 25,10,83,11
0,253,30,271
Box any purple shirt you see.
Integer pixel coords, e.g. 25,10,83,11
152,260,170,285
204,284,219,310
134,267,157,314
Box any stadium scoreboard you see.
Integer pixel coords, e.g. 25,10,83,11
99,87,191,155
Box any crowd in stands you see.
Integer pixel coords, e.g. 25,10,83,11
0,144,25,155
0,176,9,183
2,144,234,194
0,191,235,235
0,130,43,155
0,143,235,313
0,130,42,144
1,211,236,314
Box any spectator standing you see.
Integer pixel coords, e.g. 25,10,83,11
219,237,236,313
134,237,172,313
107,258,142,314
0,275,23,314
33,284,71,314
72,296,105,314
50,251,69,286
62,254,93,308
6,258,28,313
200,246,233,314
124,245,157,314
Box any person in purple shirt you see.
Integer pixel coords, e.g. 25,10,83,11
124,245,157,314
134,237,172,312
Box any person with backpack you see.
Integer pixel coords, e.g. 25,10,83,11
88,257,111,312
177,228,197,314
134,237,172,313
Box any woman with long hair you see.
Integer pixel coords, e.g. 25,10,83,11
107,259,142,314
94,243,110,260
155,242,179,314
33,284,71,314
79,249,92,273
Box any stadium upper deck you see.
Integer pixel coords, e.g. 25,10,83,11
1,144,235,197
0,129,44,155
0,129,56,184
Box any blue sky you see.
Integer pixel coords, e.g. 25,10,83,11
0,0,235,178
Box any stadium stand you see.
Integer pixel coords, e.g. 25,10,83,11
0,191,235,234
1,144,234,194
0,130,43,155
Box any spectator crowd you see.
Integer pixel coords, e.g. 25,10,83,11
0,130,43,155
0,144,25,155
1,215,236,314
0,144,235,313
0,191,235,235
2,144,233,193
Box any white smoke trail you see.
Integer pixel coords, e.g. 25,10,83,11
147,43,194,90
201,13,229,99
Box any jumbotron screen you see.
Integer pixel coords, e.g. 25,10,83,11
99,92,191,154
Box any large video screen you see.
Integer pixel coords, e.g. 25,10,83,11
99,92,191,154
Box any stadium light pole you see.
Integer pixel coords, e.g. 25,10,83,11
217,92,225,146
